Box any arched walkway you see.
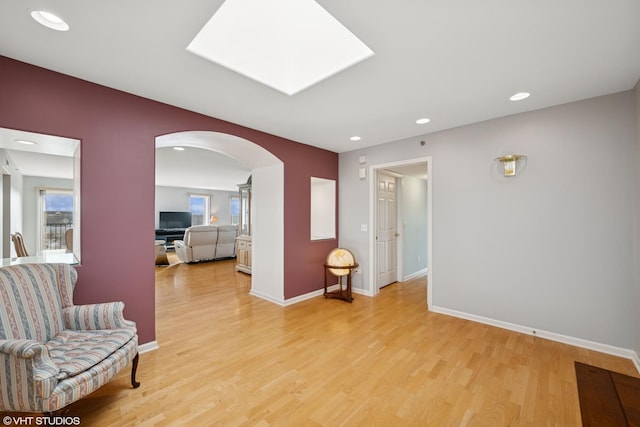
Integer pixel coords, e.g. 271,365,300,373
156,131,285,302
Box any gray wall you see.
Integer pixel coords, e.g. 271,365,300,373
155,185,237,228
340,91,636,350
400,175,428,278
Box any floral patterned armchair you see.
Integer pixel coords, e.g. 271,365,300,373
0,263,139,414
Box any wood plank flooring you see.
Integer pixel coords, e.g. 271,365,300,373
575,361,640,426
3,255,639,426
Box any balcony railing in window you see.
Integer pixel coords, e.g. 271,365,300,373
45,211,73,251
45,223,73,251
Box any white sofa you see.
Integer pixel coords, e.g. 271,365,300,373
216,225,239,258
174,225,238,263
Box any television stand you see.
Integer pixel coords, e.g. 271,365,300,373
155,229,186,249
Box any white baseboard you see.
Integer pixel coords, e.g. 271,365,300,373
249,289,286,306
403,268,428,282
138,340,159,354
352,287,370,297
282,289,325,306
248,288,640,373
432,306,640,374
256,284,368,306
283,284,361,306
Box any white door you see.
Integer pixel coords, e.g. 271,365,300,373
376,172,397,289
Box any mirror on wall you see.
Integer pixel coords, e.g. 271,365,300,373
0,128,80,262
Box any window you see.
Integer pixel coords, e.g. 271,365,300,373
230,195,240,226
189,194,210,226
38,189,73,253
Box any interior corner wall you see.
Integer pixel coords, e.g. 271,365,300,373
0,150,23,258
0,150,8,258
340,90,636,350
0,55,339,345
9,172,23,258
401,175,428,278
634,79,640,358
1,175,8,258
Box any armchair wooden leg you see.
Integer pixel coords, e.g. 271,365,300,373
131,352,141,388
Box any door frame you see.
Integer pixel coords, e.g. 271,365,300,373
369,157,433,309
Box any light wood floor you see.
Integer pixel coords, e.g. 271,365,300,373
4,254,638,426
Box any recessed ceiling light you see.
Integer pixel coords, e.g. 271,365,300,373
350,136,361,141
416,118,431,124
15,139,37,145
30,10,69,31
510,92,530,101
173,147,185,151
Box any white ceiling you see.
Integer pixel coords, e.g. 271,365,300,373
0,128,76,179
1,1,639,157
156,147,250,191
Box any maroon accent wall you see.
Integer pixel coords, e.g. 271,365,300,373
0,56,338,344
281,142,339,299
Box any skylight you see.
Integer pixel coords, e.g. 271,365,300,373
186,0,375,96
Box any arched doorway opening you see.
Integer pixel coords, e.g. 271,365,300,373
155,131,284,302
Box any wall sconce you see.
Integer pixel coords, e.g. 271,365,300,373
495,154,527,177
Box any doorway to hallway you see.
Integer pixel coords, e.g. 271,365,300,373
370,157,432,307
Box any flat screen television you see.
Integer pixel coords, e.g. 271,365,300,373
159,211,192,229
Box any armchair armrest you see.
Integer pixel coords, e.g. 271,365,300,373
63,302,136,331
0,339,45,358
0,339,60,405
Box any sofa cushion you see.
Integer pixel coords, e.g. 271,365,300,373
46,328,135,379
185,225,218,246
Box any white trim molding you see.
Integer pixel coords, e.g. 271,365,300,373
403,268,427,282
263,284,372,307
282,289,324,306
433,306,640,374
138,340,159,354
368,157,433,305
250,289,286,306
